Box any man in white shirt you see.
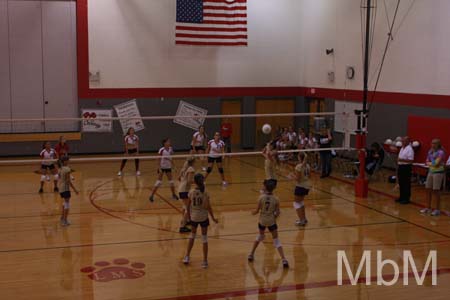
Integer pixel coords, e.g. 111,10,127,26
397,136,414,204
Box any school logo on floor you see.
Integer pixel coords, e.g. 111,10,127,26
80,258,146,282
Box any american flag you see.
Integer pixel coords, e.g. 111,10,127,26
176,0,248,46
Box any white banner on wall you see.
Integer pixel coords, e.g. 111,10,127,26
81,109,113,133
173,101,208,130
114,99,145,134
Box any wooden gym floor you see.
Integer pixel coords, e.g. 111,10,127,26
0,156,449,300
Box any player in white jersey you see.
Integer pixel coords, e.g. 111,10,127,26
248,179,289,268
149,138,178,202
38,141,59,193
191,126,208,171
118,127,140,176
204,132,227,186
178,157,196,233
182,173,218,268
293,152,310,226
58,156,79,226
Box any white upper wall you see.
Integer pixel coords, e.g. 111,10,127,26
88,0,450,96
88,0,303,88
300,0,450,96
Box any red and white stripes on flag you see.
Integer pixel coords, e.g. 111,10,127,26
176,0,248,46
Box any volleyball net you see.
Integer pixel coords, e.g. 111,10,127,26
0,110,360,166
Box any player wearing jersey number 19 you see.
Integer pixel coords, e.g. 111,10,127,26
204,132,227,186
149,138,178,202
183,174,218,269
248,179,289,268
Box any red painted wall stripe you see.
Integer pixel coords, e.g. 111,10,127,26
76,0,450,110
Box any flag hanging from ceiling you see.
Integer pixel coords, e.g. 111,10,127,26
176,0,248,46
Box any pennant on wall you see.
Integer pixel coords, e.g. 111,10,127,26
176,0,248,46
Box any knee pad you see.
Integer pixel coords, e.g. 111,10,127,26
154,180,162,187
273,238,282,249
54,174,59,181
293,201,304,210
169,180,175,187
190,232,196,240
218,168,224,174
63,201,70,209
40,175,46,182
256,234,265,242
201,235,208,244
206,167,212,174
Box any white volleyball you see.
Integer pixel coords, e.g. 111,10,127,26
262,124,272,134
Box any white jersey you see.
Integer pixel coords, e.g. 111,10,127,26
193,132,206,147
298,136,309,147
124,134,139,146
287,132,297,143
208,139,225,158
159,147,173,169
40,149,56,166
276,141,288,161
178,166,195,194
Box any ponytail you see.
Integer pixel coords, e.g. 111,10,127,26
194,173,205,193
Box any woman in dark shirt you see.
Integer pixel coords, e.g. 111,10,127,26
318,128,333,178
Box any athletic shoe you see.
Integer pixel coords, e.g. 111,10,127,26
179,226,191,233
117,171,122,177
54,187,59,193
247,254,254,262
65,220,71,226
149,195,154,203
60,219,65,226
172,194,179,201
282,259,289,268
222,181,228,187
431,209,441,217
419,208,432,214
201,261,208,269
182,256,190,265
136,171,141,176
202,167,207,172
38,188,44,194
295,219,308,226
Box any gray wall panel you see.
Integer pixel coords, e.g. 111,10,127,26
42,0,78,131
0,0,11,133
9,0,44,132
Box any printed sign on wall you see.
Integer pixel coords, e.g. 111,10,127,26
114,99,145,134
81,109,113,132
173,101,208,130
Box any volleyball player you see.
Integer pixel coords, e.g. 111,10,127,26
204,132,227,186
182,173,219,268
118,127,140,176
58,156,79,226
149,138,178,202
263,141,278,183
191,126,207,171
178,157,196,233
39,141,59,193
248,179,289,268
293,152,310,226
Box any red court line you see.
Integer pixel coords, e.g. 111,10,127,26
156,268,450,300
